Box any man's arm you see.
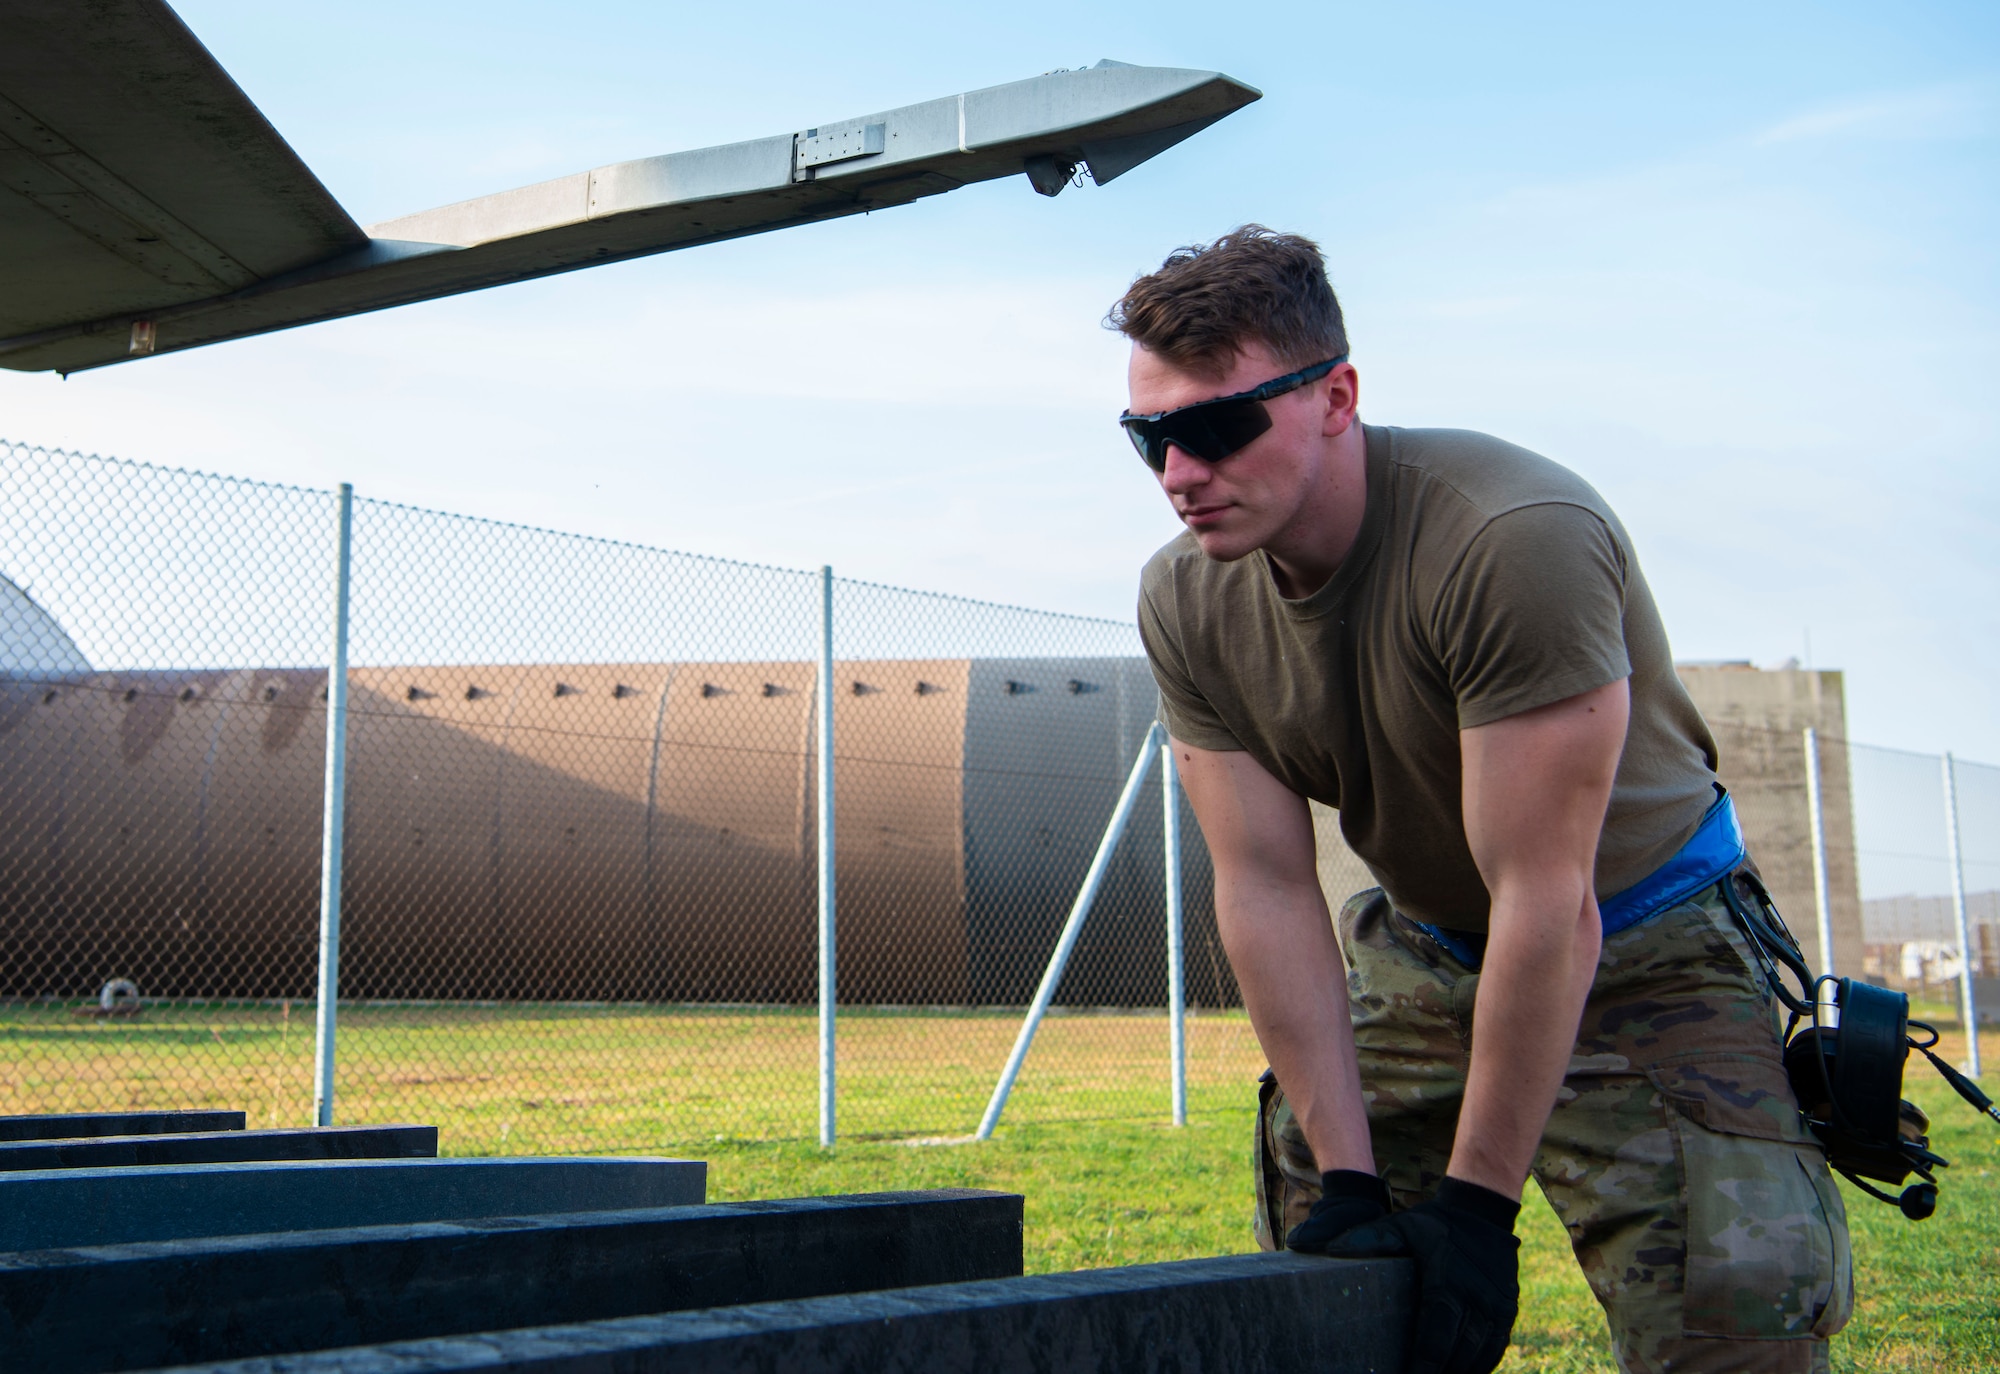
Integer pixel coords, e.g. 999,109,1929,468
1171,738,1374,1175
1448,677,1629,1196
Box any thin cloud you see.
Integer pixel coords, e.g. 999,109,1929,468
1753,85,1986,146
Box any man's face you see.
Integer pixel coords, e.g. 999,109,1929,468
1127,340,1343,562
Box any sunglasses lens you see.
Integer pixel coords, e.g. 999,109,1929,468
1123,419,1168,472
1176,399,1273,462
1121,397,1274,472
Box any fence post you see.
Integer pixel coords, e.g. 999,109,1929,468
817,566,836,1146
1802,726,1837,977
977,722,1163,1141
1942,753,1981,1077
1162,735,1186,1127
312,483,354,1128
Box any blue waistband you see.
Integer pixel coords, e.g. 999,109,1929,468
1415,793,1746,968
1597,792,1745,936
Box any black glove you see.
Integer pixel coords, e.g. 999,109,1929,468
1326,1177,1521,1374
1285,1169,1392,1253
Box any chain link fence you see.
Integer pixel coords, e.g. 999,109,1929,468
1849,744,1998,1009
2,440,1991,1155
0,440,1249,1151
0,446,336,1130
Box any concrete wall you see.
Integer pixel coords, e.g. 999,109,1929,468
1677,665,1864,976
1310,802,1375,942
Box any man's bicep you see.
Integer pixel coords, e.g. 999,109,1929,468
1170,737,1318,888
1459,680,1629,890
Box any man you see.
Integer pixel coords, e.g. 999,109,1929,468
1113,226,1851,1374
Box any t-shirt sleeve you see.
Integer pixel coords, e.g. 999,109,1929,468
1430,502,1632,729
1137,570,1246,752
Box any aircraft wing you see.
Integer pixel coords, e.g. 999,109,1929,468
0,1,1259,374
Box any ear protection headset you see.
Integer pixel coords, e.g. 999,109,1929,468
1721,872,1999,1220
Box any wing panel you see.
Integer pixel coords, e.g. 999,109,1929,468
0,185,195,332
0,0,364,336
3,62,1259,372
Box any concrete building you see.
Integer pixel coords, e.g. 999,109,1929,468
1677,664,1863,977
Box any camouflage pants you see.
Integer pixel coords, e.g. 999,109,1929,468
1255,880,1853,1373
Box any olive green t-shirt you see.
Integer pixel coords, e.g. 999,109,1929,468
1137,424,1719,932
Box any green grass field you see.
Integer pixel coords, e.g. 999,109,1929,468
0,1001,1265,1146
1,1002,1993,1369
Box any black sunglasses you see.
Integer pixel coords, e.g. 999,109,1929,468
1118,355,1347,472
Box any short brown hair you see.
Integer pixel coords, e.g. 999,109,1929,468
1107,225,1347,378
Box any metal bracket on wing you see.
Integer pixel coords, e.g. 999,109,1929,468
792,121,888,181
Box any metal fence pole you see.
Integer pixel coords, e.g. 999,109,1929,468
1162,735,1187,1127
1803,726,1837,977
817,565,837,1147
1942,753,1981,1077
312,483,354,1128
977,721,1164,1141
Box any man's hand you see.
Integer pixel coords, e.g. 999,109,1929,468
1285,1169,1392,1252
1328,1178,1521,1374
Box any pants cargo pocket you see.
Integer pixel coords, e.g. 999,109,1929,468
1254,1069,1321,1251
1652,1054,1854,1342
1796,1142,1855,1338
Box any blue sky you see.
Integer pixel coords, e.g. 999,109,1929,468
3,0,1995,760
